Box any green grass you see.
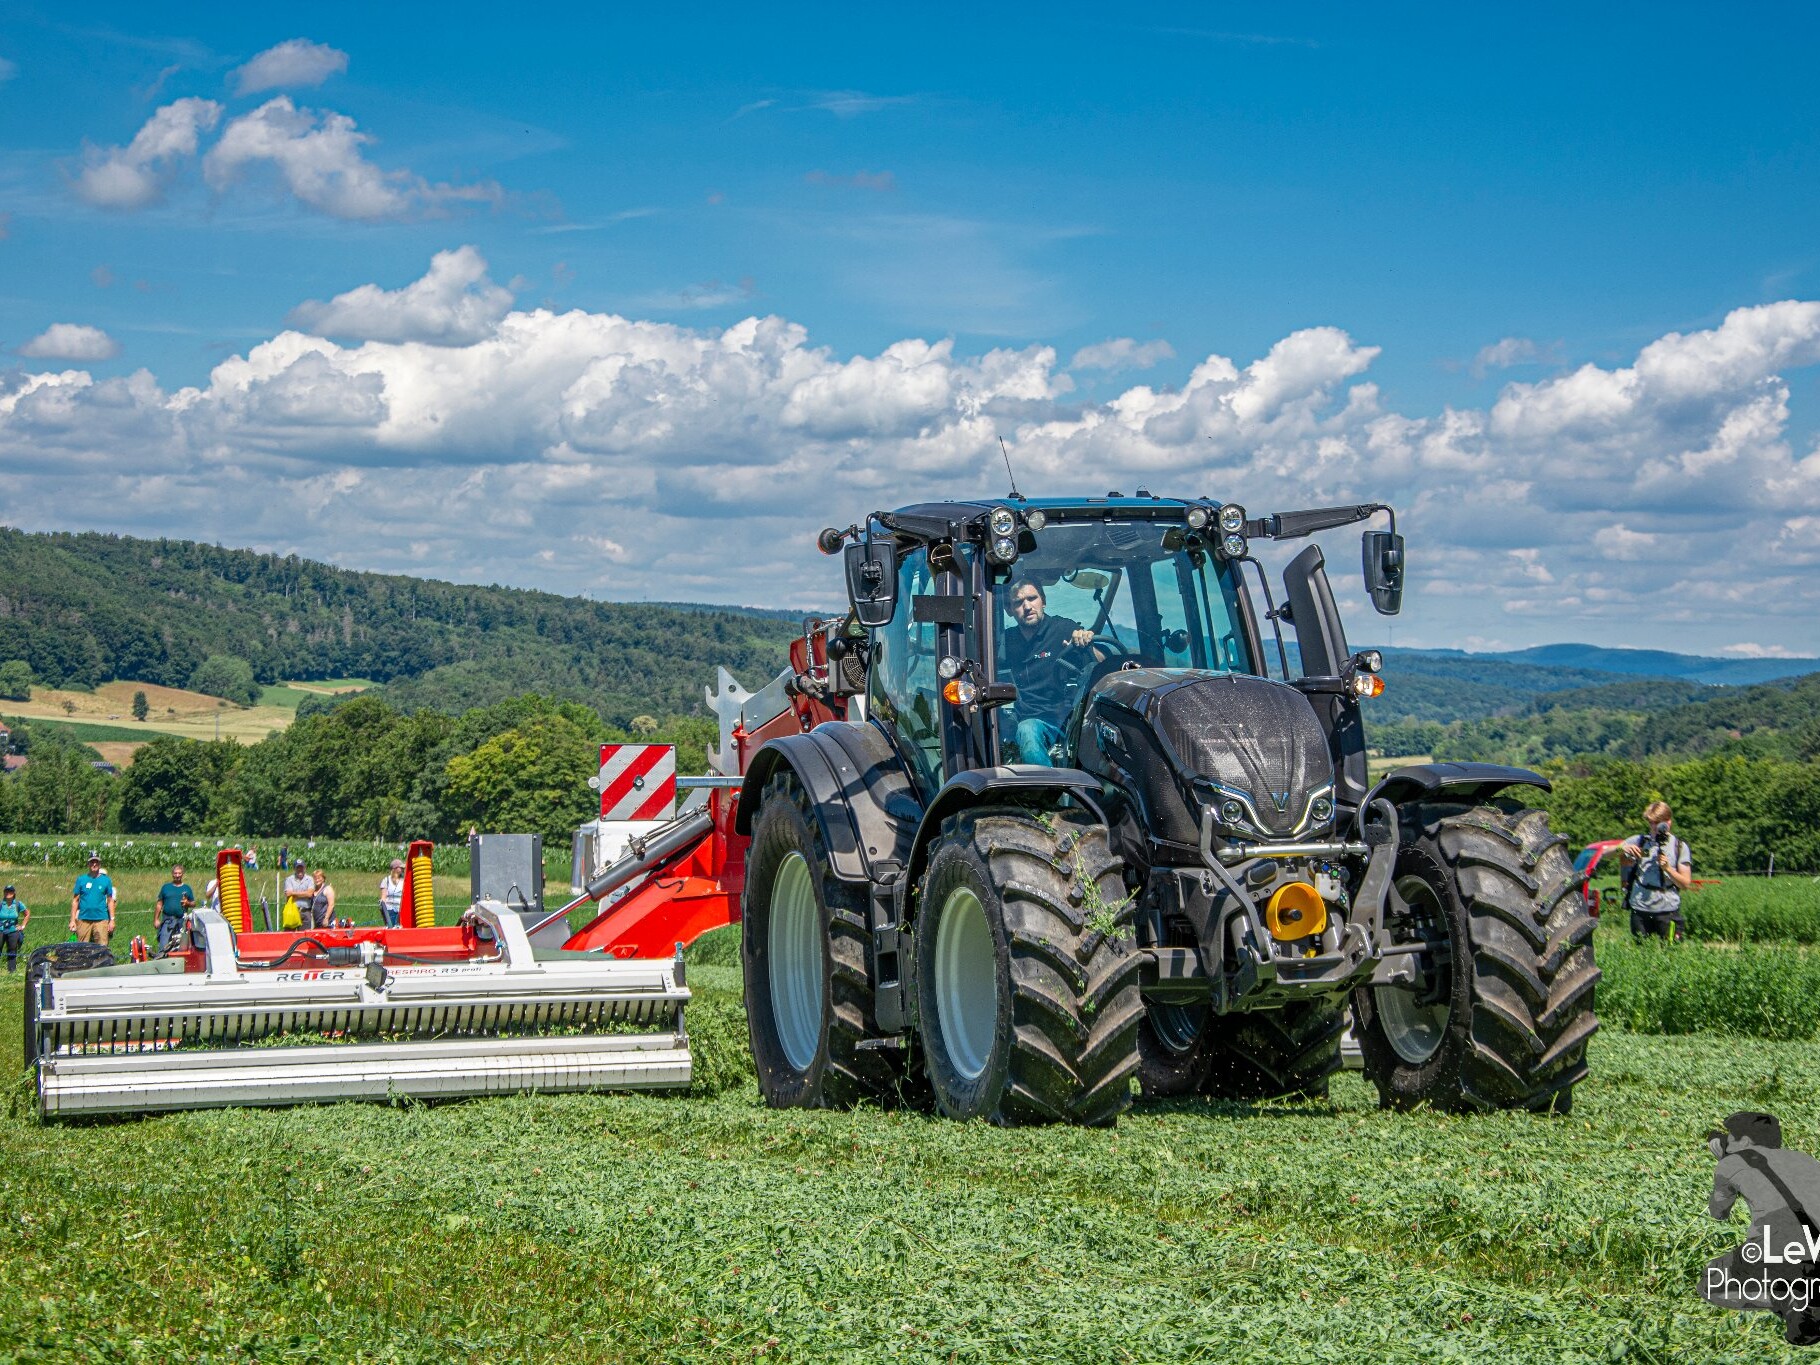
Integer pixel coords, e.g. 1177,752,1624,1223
1595,924,1820,1040
256,684,317,710
1680,877,1820,944
0,915,1812,1359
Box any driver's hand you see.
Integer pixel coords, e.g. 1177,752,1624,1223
1069,628,1094,647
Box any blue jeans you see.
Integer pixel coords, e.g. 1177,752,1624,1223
1014,717,1064,767
381,902,402,929
157,916,184,956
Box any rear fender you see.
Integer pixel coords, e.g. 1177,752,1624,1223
1364,761,1551,814
902,767,1106,920
734,723,919,884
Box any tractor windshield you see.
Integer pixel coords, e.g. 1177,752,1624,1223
990,519,1255,761
994,519,1253,677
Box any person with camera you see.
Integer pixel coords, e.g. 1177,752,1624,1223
1620,800,1693,939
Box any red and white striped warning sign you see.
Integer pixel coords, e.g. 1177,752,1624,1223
597,744,677,821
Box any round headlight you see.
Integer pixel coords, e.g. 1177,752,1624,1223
1185,506,1210,530
1219,504,1246,533
990,535,1019,563
938,656,963,680
988,508,1017,537
1219,798,1245,826
1222,532,1248,559
1310,796,1333,824
1025,509,1047,532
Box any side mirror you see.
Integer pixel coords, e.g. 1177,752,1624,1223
844,539,899,628
1362,530,1405,616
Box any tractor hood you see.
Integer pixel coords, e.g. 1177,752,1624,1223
1076,668,1336,855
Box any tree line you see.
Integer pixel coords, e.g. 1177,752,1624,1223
0,527,801,724
0,695,716,845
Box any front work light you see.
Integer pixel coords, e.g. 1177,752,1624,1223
1221,532,1248,559
1185,506,1210,530
938,656,963,680
988,508,1017,538
989,535,1019,564
1218,504,1246,534
1025,509,1048,532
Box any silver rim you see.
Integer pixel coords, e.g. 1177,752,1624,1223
933,884,998,1082
1375,873,1451,1065
768,850,823,1072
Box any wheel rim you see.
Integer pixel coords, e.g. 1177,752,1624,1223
767,851,823,1072
1146,1000,1207,1056
1374,873,1452,1066
933,884,998,1082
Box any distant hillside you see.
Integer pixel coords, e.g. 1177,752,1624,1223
1472,643,1819,687
0,528,801,725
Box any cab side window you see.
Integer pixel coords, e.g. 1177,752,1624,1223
868,547,943,797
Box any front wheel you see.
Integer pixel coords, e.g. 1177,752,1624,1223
741,773,901,1108
1352,803,1599,1113
914,807,1142,1126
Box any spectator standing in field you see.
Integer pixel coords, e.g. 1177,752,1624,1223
278,845,289,871
378,860,405,929
0,884,28,972
246,846,259,872
308,868,337,930
69,852,116,945
282,859,314,924
154,864,196,956
1621,800,1693,939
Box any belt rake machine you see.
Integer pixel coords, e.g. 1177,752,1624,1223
27,823,721,1118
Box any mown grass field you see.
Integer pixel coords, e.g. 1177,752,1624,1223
6,912,1820,1358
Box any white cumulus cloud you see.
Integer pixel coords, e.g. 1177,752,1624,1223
1069,338,1175,373
0,273,1817,652
289,246,514,345
232,39,349,95
18,324,120,361
204,97,499,221
72,98,223,210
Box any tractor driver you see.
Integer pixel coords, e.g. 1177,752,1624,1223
1000,578,1094,766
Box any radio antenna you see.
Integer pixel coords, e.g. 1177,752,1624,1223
997,436,1023,500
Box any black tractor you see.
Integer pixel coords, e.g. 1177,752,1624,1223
735,496,1598,1124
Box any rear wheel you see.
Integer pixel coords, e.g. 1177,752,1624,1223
915,807,1142,1126
1197,1000,1345,1101
1352,803,1599,1113
741,773,901,1108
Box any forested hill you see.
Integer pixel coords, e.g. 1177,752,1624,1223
0,528,802,724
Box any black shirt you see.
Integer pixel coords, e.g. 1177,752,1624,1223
1001,613,1085,724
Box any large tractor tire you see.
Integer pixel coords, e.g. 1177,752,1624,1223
1137,998,1344,1102
914,806,1142,1126
741,772,904,1109
1352,803,1599,1114
1199,999,1346,1101
24,942,117,1067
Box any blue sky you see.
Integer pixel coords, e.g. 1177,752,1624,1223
3,3,1819,655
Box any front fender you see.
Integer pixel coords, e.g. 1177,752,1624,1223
1363,761,1551,812
735,723,919,884
902,766,1106,916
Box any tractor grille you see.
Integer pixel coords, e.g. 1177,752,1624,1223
1147,673,1332,838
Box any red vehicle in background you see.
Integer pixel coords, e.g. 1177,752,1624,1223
1573,839,1629,917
